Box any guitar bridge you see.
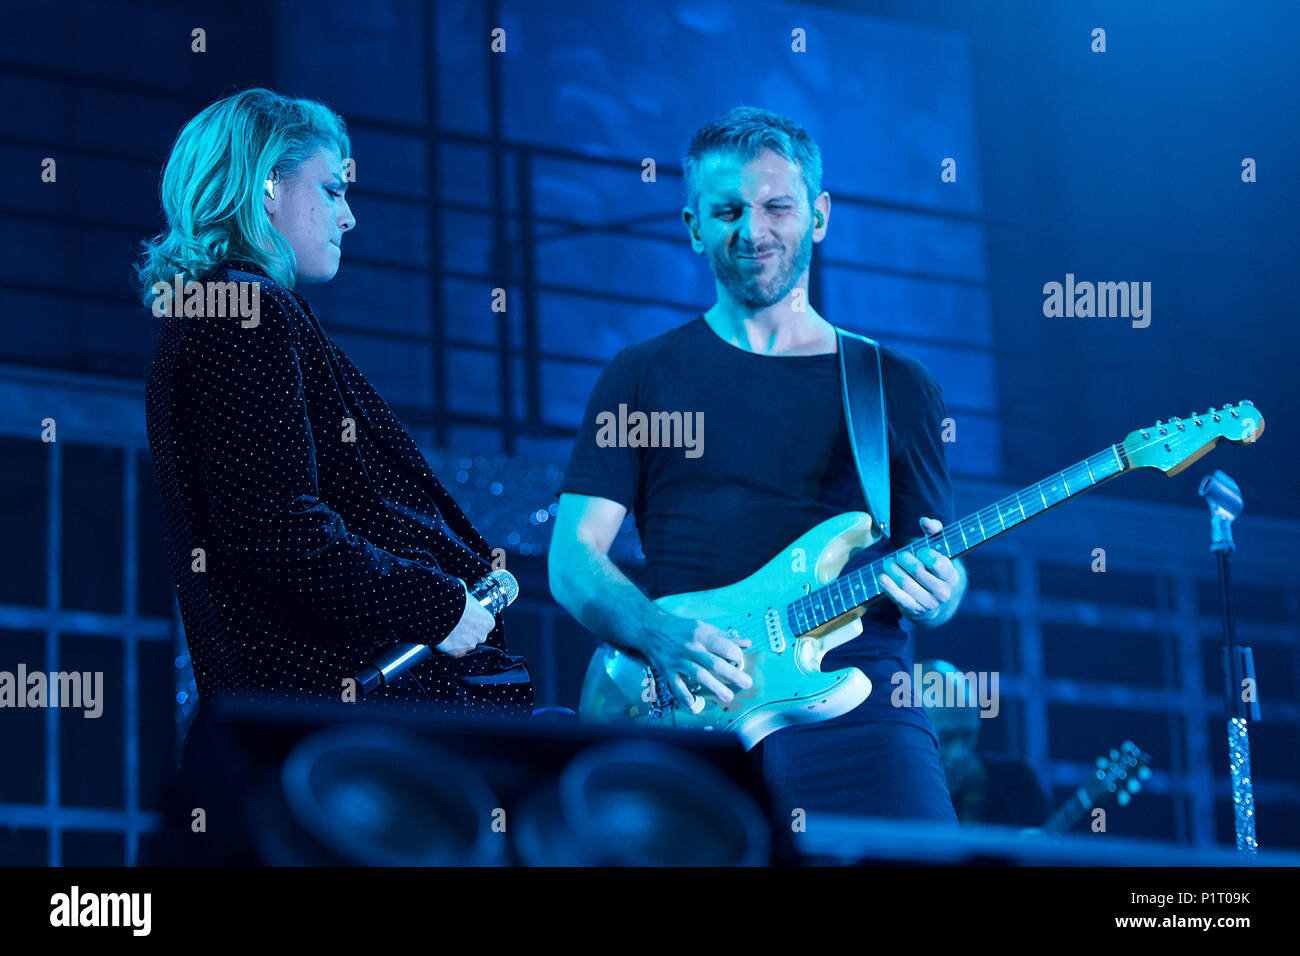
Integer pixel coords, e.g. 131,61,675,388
765,608,786,653
645,666,675,720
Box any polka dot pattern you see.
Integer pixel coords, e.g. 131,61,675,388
144,259,531,716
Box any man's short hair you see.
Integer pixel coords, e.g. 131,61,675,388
682,106,823,213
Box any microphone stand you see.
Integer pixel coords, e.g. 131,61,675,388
1198,469,1258,855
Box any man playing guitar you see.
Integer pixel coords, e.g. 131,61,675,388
919,660,1051,826
549,107,967,821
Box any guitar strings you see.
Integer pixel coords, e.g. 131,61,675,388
792,416,1239,628
652,413,1244,714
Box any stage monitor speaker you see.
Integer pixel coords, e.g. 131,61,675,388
144,695,789,866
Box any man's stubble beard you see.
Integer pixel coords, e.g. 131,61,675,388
708,225,815,310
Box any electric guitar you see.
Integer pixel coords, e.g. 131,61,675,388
579,403,1264,748
1041,740,1152,834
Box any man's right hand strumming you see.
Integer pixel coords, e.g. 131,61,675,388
642,613,753,713
435,583,496,657
549,492,754,711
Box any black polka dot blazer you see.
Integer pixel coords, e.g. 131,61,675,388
144,259,530,713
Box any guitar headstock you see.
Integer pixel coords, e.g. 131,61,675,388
1122,402,1264,476
1091,740,1152,807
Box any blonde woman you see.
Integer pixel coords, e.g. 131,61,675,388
140,88,530,713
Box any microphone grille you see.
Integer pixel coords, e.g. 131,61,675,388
493,569,520,606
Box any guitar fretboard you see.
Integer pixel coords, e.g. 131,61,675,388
1042,788,1096,835
787,444,1129,635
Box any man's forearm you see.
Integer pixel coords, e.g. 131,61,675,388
549,542,667,657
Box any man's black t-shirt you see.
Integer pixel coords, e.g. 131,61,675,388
559,316,956,727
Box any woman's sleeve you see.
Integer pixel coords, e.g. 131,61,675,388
185,290,468,647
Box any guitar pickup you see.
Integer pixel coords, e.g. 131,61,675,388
765,608,786,653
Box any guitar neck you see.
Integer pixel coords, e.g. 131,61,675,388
788,444,1130,635
1041,789,1095,835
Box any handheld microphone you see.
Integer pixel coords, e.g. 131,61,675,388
353,569,519,696
471,568,519,616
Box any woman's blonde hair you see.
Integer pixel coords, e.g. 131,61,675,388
135,88,351,303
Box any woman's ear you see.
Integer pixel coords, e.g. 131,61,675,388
262,171,280,217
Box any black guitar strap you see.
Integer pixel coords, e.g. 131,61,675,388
836,328,890,541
